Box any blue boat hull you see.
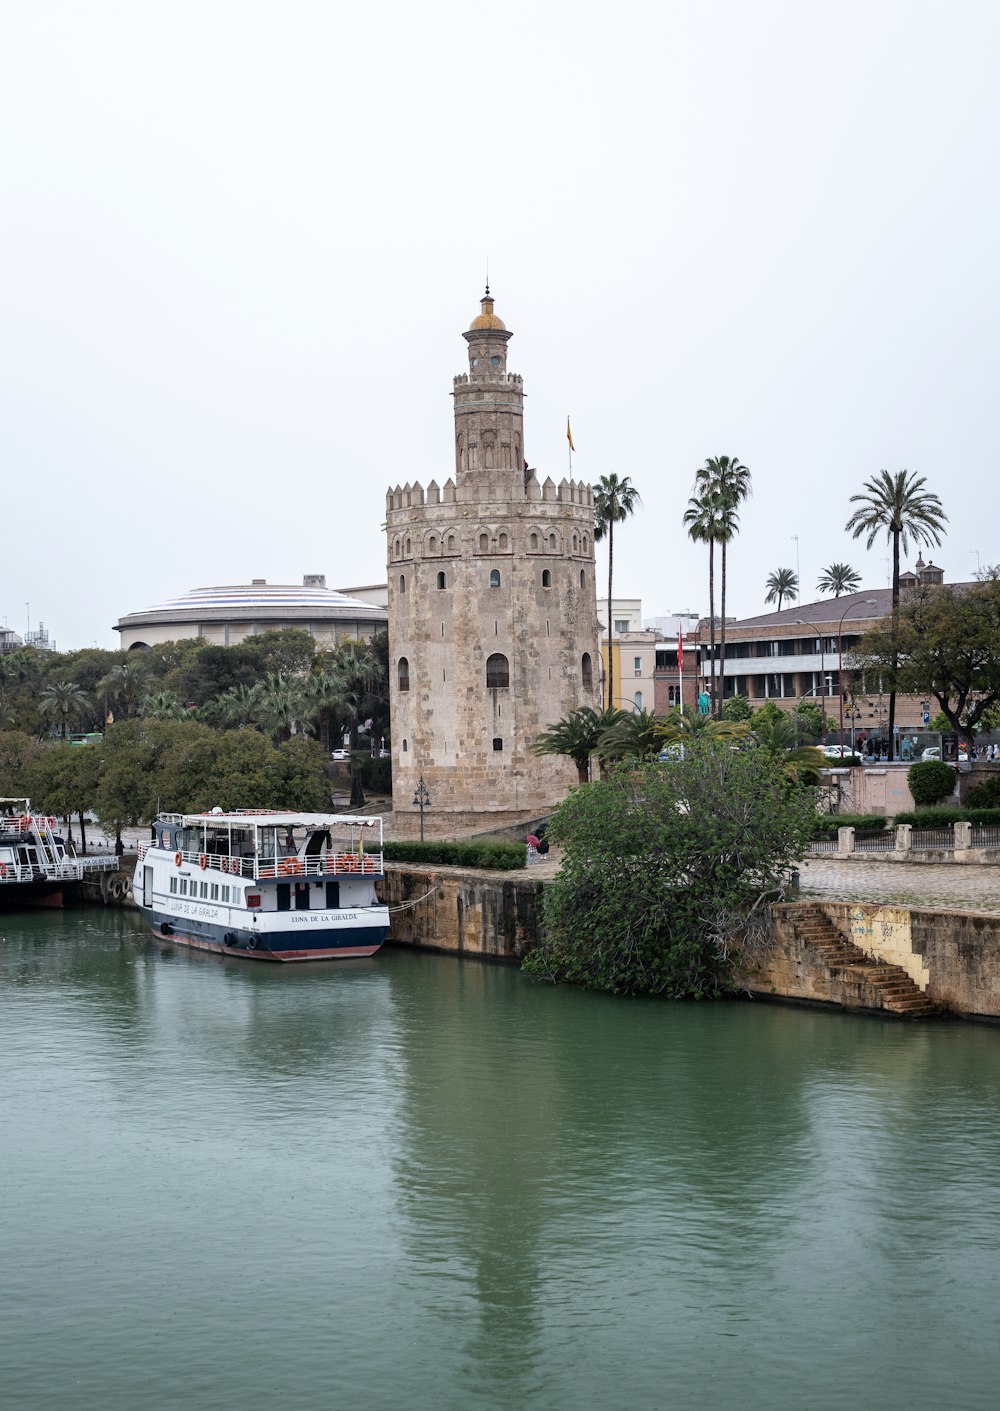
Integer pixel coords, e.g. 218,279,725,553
144,909,387,962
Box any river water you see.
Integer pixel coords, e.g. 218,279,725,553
3,908,999,1411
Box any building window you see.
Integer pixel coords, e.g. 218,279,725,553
634,656,642,675
437,571,447,589
634,691,643,710
447,534,456,552
486,653,510,689
530,532,538,550
489,569,501,588
499,532,508,550
405,537,411,556
402,738,408,752
580,569,585,588
668,684,678,705
493,737,503,751
548,533,557,552
479,532,489,552
428,535,437,553
582,653,593,689
614,619,629,634
398,657,410,691
542,569,551,588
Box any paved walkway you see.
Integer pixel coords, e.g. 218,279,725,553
800,858,1000,913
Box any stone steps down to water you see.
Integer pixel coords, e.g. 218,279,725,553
793,905,937,1018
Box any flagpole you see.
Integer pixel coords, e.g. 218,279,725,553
678,629,685,715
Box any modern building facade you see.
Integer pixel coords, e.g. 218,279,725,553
385,291,600,812
115,576,387,651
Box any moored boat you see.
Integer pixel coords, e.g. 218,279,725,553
0,798,119,908
133,809,389,961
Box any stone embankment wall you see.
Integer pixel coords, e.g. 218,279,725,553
379,863,543,960
757,900,1000,1019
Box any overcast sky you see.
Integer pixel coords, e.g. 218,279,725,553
3,1,997,650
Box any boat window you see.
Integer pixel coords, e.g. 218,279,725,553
169,877,177,894
180,878,188,896
200,881,208,898
222,886,229,902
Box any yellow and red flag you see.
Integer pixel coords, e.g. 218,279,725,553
566,417,575,453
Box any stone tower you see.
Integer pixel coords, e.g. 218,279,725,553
385,291,600,813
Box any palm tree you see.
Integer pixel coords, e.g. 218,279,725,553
846,469,947,759
594,474,641,710
597,708,664,762
532,707,627,784
655,705,750,746
683,492,721,714
99,659,147,719
213,682,262,730
751,713,826,785
38,681,90,739
764,568,799,612
141,690,186,721
694,457,751,711
255,672,312,742
816,563,861,598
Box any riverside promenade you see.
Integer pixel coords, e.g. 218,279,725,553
800,857,1000,913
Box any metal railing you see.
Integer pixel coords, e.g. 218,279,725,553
853,829,895,853
911,827,956,851
971,825,1000,849
139,843,383,879
0,854,119,884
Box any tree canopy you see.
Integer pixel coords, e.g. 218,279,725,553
524,742,815,998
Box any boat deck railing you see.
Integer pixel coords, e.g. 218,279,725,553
0,854,119,884
137,842,383,879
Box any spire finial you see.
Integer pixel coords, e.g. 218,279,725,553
485,256,489,298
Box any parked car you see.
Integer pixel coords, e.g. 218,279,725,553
330,748,350,761
823,745,853,759
921,746,941,761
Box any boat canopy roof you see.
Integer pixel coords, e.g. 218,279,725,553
161,810,382,830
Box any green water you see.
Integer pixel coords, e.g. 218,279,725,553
3,909,1000,1410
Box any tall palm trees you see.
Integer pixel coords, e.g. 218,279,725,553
764,568,799,612
695,457,751,711
816,563,861,598
38,681,90,739
685,457,751,715
594,473,641,709
846,469,947,759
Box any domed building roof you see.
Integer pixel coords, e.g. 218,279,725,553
115,576,387,650
468,290,506,331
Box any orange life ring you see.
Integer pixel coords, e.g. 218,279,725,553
0,863,6,877
199,854,208,870
174,852,183,868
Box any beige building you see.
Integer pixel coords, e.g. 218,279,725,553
386,291,600,812
114,575,387,650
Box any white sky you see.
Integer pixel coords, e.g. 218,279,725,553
3,1,997,650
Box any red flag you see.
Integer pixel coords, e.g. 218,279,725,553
677,629,684,673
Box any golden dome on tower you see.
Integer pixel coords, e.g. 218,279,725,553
469,289,506,331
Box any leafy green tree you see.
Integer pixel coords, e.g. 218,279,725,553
531,707,627,785
764,568,798,612
523,742,815,997
817,563,862,597
721,694,753,722
0,731,45,796
309,641,387,804
163,644,262,707
846,468,947,758
694,457,751,711
928,711,951,733
750,701,786,730
207,682,262,730
38,681,91,739
594,473,641,709
25,743,101,852
852,576,999,746
244,628,317,678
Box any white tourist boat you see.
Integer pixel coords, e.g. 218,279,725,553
133,809,389,961
0,798,118,908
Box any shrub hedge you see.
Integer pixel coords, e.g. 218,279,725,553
966,778,1000,809
907,759,958,806
382,840,527,869
358,755,392,794
893,808,1000,828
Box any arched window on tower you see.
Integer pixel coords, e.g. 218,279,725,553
582,653,593,690
479,532,489,552
437,571,447,590
580,569,585,588
428,535,437,554
499,532,508,551
398,658,410,692
399,574,405,594
530,532,538,551
447,534,456,552
489,569,501,588
393,536,400,559
548,533,557,552
572,533,579,553
583,533,590,554
486,653,510,689
542,569,551,588
405,537,411,556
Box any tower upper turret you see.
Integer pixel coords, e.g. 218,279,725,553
454,289,522,486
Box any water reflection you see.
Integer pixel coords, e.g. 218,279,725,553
3,913,1000,1411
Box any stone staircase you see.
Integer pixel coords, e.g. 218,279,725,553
793,904,937,1019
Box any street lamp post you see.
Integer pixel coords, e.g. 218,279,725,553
412,775,431,843
838,599,879,748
